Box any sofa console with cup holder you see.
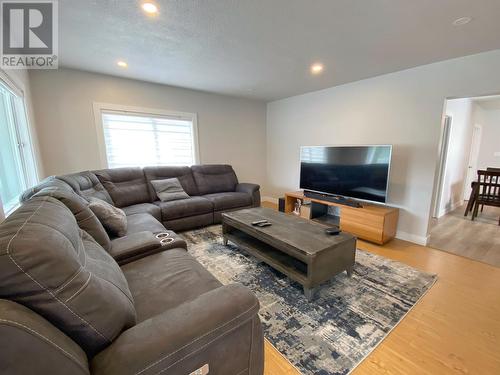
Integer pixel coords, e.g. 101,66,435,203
0,164,264,375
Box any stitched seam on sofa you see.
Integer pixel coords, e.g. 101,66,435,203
0,318,88,373
135,301,258,375
54,267,84,295
235,368,249,375
152,317,254,375
5,198,111,343
248,316,254,374
65,272,92,303
77,214,98,224
95,273,135,308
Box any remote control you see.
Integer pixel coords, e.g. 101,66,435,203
325,227,341,235
257,222,272,227
251,220,268,226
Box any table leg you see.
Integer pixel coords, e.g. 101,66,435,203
222,222,230,245
303,286,317,301
346,266,353,277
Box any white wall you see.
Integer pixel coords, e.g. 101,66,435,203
437,98,473,217
267,50,500,245
474,106,500,170
29,68,267,189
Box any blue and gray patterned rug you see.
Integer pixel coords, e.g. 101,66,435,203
181,226,437,375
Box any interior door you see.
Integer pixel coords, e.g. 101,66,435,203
463,124,482,201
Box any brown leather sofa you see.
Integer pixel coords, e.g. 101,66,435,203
0,165,264,375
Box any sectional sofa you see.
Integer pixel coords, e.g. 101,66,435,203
0,165,264,375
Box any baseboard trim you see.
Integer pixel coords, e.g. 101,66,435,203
262,196,278,204
437,199,463,218
396,231,429,246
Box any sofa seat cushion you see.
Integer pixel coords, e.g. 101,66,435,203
203,192,252,211
121,249,222,322
122,203,161,221
0,197,136,357
125,213,166,235
155,196,213,220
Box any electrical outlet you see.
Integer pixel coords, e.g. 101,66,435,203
494,151,500,157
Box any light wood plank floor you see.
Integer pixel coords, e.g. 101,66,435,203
261,201,500,375
428,204,500,267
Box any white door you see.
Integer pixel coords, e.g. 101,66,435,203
463,124,482,201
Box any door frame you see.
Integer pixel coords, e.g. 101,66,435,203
432,116,453,218
463,124,483,201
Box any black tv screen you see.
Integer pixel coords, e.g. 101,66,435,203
300,145,392,203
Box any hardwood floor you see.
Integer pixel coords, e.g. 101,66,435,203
428,203,500,267
261,201,500,375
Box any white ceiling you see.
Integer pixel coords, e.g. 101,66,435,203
59,0,500,101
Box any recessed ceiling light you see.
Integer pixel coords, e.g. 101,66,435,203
142,2,158,14
117,60,128,68
452,16,472,26
310,63,324,75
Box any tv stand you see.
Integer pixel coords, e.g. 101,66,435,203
285,191,399,245
303,191,363,208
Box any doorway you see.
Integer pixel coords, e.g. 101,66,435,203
428,95,500,268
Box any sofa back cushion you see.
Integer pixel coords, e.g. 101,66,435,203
143,166,199,198
0,197,136,357
33,187,112,251
191,165,239,195
20,176,73,202
58,171,114,204
93,168,150,207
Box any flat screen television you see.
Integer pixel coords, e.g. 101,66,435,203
299,145,392,203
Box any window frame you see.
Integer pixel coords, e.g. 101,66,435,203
93,102,200,169
0,70,39,217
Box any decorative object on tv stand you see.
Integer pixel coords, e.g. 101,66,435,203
292,199,302,216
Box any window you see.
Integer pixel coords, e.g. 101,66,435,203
95,104,199,169
0,78,38,216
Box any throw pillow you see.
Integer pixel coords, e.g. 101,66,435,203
88,197,127,237
151,178,190,202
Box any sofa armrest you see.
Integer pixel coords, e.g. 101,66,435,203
236,183,261,207
0,299,89,375
91,284,264,375
110,231,186,265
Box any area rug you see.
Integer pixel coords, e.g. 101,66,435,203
181,226,437,375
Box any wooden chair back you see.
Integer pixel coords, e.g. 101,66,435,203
476,170,500,207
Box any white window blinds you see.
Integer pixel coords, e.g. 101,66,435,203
101,111,197,168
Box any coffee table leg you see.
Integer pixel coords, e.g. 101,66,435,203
346,266,353,277
303,286,316,301
222,222,230,245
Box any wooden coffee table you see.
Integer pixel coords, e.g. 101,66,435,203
222,207,356,301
